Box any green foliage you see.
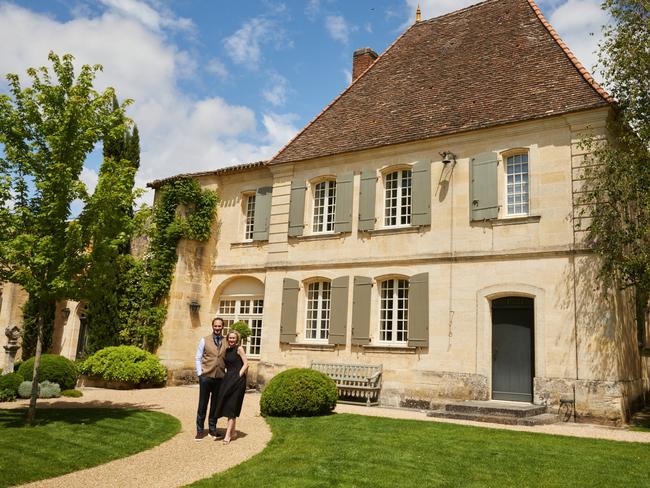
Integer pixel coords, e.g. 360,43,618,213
0,388,16,402
18,381,37,399
38,380,61,398
230,321,252,341
61,388,83,398
0,372,24,393
260,368,337,417
20,295,55,358
80,345,167,385
18,353,78,390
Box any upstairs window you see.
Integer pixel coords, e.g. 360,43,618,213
305,281,331,341
312,180,337,233
506,153,529,215
244,193,256,240
384,169,412,227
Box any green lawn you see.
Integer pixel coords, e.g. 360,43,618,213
190,413,650,488
0,408,180,487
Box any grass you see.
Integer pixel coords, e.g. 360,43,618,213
0,408,180,487
190,413,650,488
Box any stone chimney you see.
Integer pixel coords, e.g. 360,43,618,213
352,47,378,82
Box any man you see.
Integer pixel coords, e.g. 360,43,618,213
194,317,227,440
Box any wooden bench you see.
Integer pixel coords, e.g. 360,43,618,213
311,362,382,406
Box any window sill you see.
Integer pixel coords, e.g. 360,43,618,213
290,232,346,242
470,215,541,227
363,225,426,237
361,344,417,354
231,240,268,248
288,342,337,351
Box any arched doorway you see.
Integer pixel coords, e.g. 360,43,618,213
491,296,534,402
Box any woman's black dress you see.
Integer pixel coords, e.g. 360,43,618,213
216,346,246,418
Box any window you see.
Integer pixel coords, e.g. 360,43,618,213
379,278,409,344
505,153,529,216
218,297,264,356
384,169,412,227
312,180,337,233
305,281,331,341
244,193,256,240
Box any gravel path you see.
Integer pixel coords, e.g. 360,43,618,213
4,388,650,488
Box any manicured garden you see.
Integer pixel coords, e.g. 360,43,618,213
190,413,650,488
0,408,180,487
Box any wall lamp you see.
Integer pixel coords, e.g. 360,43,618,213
440,151,456,164
189,301,201,314
61,307,70,320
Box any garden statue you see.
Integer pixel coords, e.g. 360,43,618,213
3,325,21,375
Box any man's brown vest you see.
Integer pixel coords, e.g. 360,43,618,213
201,334,226,378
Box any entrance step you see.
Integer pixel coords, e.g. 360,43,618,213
426,400,558,426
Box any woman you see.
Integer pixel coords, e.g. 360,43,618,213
215,330,249,444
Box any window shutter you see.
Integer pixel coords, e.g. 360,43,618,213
470,152,499,221
411,161,431,226
334,173,353,233
358,170,376,231
252,186,272,241
288,180,306,237
407,272,429,347
328,276,349,345
351,276,372,345
280,278,299,343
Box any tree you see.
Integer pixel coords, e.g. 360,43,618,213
580,1,650,344
0,52,127,424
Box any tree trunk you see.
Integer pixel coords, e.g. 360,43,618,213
26,314,44,426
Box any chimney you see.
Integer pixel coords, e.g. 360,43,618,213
352,47,378,82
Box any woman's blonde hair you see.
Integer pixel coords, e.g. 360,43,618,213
227,330,241,344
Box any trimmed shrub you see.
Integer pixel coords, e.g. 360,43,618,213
80,346,167,386
0,388,16,402
39,380,61,398
0,372,24,394
62,389,83,398
17,354,78,390
229,321,252,341
18,381,37,399
260,368,337,417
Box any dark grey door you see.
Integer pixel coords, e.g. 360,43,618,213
491,297,534,402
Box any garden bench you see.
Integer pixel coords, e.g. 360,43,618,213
311,362,382,406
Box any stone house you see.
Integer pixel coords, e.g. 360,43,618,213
5,0,648,423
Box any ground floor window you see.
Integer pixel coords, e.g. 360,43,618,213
379,278,408,344
218,297,264,356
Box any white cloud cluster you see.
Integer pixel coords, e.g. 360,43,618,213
326,15,353,44
263,72,291,107
0,2,298,203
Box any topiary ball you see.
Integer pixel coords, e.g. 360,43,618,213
80,346,167,386
18,354,78,390
0,372,24,394
260,368,337,417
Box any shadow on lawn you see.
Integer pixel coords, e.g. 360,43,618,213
0,404,160,428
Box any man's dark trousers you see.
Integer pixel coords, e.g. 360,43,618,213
196,375,222,433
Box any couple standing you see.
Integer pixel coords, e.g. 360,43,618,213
195,317,249,444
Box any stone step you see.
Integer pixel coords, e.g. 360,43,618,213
427,409,558,426
444,400,547,418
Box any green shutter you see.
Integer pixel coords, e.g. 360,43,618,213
328,276,349,345
470,152,499,221
288,180,306,237
411,161,431,226
358,170,376,231
351,276,372,345
407,272,429,347
280,278,299,343
252,186,272,241
334,173,353,233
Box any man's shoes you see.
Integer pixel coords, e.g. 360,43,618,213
195,431,208,441
208,429,218,439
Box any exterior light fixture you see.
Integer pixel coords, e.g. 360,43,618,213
189,301,201,314
440,151,456,164
62,307,70,319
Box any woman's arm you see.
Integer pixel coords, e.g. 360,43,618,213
237,346,249,377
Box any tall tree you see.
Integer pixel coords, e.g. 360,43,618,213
0,52,126,424
580,1,650,343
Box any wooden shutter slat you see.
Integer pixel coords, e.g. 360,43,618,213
408,272,429,347
351,276,372,344
334,173,353,233
411,161,431,226
288,180,306,237
280,278,299,343
470,152,499,221
328,276,349,345
252,186,272,241
358,170,376,231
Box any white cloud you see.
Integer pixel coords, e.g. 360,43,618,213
80,166,100,195
206,58,229,80
99,0,193,32
263,72,290,107
223,17,273,67
343,69,352,85
0,3,298,204
325,15,352,44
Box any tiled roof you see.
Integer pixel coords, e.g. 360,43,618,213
270,0,611,165
147,161,266,189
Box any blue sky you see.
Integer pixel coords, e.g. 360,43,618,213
0,0,608,204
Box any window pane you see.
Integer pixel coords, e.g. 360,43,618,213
506,154,529,215
245,195,256,240
313,180,336,233
305,281,331,340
